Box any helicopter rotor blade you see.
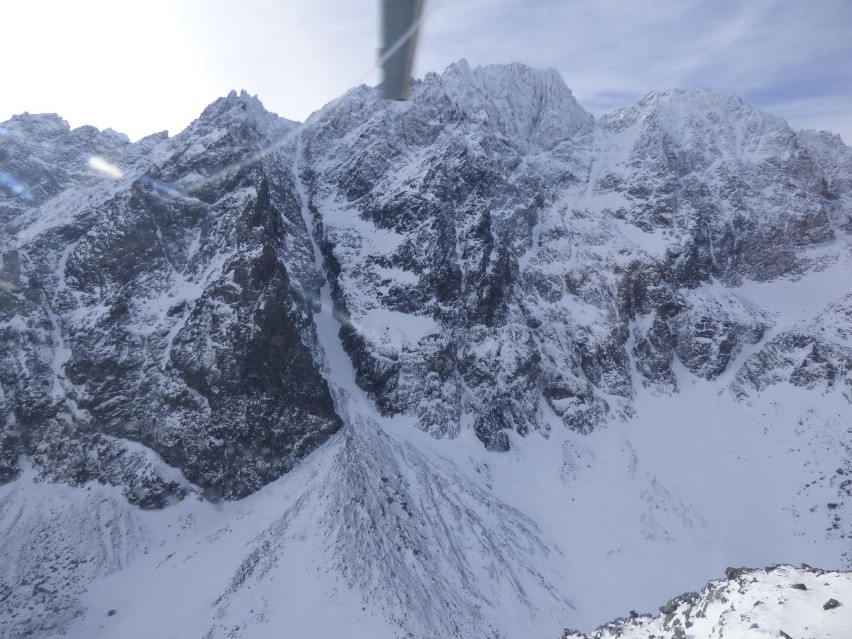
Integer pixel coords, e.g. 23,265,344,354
380,0,425,100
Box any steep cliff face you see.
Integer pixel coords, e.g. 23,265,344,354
0,91,340,504
299,60,600,451
298,63,849,451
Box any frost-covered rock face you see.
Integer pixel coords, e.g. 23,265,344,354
300,61,600,450
1,62,851,502
596,90,837,281
298,64,849,449
0,91,341,504
561,564,852,639
730,294,852,400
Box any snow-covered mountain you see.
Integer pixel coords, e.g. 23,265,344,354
1,61,851,638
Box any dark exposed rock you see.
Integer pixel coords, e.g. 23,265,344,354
725,566,749,580
633,314,677,392
1,92,341,504
732,332,852,397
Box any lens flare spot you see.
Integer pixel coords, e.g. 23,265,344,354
140,176,186,200
88,156,124,179
0,171,32,200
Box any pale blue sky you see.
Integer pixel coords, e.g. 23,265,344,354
2,0,850,143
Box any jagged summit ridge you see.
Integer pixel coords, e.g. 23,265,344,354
426,59,594,149
601,87,795,166
1,111,130,145
195,89,292,131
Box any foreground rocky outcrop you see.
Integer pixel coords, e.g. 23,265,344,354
561,564,852,639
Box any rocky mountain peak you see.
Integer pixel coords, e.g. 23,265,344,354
200,89,277,122
178,89,296,153
1,112,131,150
418,59,593,150
602,87,795,163
1,112,70,138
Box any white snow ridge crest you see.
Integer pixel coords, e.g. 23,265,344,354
561,565,852,639
1,61,851,638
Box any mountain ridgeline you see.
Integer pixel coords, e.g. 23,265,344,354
1,60,850,505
